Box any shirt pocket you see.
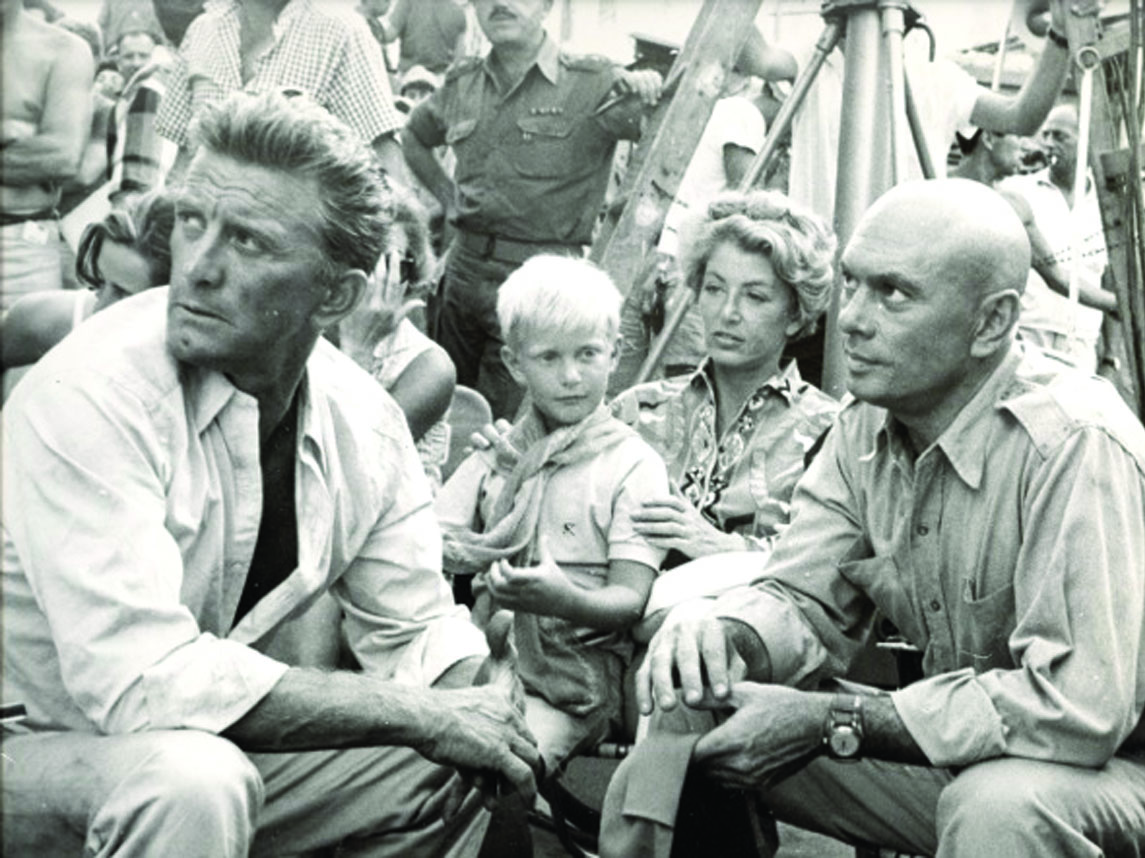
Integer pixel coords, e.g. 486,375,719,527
956,580,1015,673
512,115,576,177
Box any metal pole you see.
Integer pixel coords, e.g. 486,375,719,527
740,20,844,191
823,6,888,400
881,1,908,184
991,2,1015,90
904,71,937,178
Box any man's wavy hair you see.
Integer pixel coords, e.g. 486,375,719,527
188,91,392,283
680,190,836,341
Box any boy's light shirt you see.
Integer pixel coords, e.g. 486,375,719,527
436,410,669,586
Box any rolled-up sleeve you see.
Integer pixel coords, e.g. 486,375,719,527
715,423,874,689
334,421,486,686
404,88,449,150
893,428,1145,768
3,373,287,735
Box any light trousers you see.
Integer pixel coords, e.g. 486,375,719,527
602,700,1145,858
1,219,63,312
2,728,489,858
764,752,1145,857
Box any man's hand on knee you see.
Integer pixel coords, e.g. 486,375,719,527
636,600,751,715
692,683,830,791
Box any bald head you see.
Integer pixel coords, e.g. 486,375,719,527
839,179,1030,440
848,179,1030,299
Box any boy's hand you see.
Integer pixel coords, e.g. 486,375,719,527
486,536,573,615
631,494,745,559
467,418,517,461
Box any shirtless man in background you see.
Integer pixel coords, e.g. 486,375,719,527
1,0,93,310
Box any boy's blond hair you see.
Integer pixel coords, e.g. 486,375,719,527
496,255,622,351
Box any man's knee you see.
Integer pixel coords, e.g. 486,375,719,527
136,731,264,817
936,758,1073,847
90,730,265,855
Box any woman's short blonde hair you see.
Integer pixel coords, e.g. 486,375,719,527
680,190,836,341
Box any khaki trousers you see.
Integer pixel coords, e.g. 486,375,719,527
2,728,489,858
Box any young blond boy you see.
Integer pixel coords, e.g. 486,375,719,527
435,255,669,772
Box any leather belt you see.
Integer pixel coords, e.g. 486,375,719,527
455,230,583,265
0,208,58,228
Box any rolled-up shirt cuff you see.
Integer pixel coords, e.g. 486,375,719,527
127,635,289,735
610,542,667,571
890,669,1008,767
373,608,488,687
714,585,830,688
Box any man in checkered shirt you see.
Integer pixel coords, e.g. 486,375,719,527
155,0,404,178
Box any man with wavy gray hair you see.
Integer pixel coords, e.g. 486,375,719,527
2,91,538,858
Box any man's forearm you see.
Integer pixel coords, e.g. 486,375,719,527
222,667,434,752
402,132,455,213
857,693,929,765
1033,258,1119,313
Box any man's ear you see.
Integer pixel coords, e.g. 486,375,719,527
501,343,527,386
970,289,1021,357
313,268,368,331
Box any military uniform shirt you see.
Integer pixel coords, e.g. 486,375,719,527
405,35,645,245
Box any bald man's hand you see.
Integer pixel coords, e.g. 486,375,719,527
636,600,767,715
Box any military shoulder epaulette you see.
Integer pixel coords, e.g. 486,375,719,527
560,53,615,73
444,56,483,82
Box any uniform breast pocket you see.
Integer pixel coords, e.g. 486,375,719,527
512,115,577,177
956,581,1016,672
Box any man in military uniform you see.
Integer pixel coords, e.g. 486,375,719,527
403,0,661,419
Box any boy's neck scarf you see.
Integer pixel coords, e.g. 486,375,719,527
443,404,636,577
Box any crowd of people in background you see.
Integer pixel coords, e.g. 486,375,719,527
3,0,1144,857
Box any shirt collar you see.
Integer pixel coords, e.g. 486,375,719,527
209,0,310,39
876,345,1022,489
691,358,802,407
184,356,326,473
484,32,560,87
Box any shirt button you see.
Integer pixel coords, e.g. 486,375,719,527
929,600,942,612
916,524,929,536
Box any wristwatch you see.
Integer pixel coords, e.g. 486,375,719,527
823,693,864,760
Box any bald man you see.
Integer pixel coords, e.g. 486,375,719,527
602,179,1145,858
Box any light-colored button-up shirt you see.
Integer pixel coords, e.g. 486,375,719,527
156,0,401,149
716,344,1145,768
3,288,483,735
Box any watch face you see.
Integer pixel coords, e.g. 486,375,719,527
829,726,861,758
